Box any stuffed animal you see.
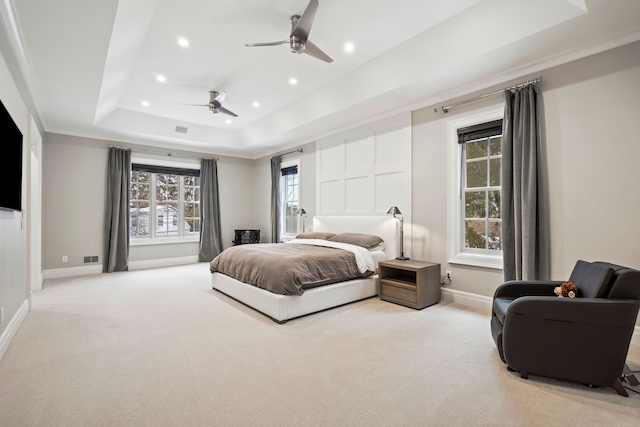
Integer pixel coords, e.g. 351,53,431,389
554,281,579,298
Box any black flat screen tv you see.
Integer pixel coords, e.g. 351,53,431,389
0,98,23,212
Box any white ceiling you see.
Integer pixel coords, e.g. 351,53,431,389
3,0,640,158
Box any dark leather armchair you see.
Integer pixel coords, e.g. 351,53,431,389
491,260,640,396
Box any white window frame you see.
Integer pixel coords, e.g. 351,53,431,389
447,106,504,269
130,157,200,246
280,159,301,240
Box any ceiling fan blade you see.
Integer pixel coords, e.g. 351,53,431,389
291,0,318,40
178,103,209,107
214,90,227,103
245,40,290,47
219,106,238,117
303,39,333,63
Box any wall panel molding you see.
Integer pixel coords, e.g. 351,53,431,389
316,113,412,255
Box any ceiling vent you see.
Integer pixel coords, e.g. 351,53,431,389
175,126,188,134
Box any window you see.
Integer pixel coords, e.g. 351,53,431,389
130,163,200,241
281,161,300,237
462,120,503,251
447,107,504,269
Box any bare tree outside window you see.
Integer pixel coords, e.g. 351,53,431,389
464,135,502,251
130,171,150,236
280,165,300,236
184,176,200,234
129,169,200,239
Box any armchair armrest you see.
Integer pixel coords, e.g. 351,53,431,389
506,297,640,327
494,280,564,299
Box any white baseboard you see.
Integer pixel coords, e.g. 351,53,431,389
441,287,640,346
41,256,200,281
0,300,29,362
128,256,199,271
32,272,43,291
442,287,493,311
42,265,103,280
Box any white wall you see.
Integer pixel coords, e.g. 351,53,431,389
42,134,109,270
253,113,413,248
0,38,29,356
542,43,640,276
412,41,640,313
316,113,411,218
217,155,258,248
42,133,256,272
253,141,316,243
27,116,43,291
413,99,505,297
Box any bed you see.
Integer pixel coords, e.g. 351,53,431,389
210,216,398,323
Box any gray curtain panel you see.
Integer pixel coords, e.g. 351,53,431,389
103,147,131,273
501,84,550,281
199,158,223,262
270,156,281,243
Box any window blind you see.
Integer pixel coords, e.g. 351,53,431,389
457,119,503,144
132,163,200,177
281,165,298,176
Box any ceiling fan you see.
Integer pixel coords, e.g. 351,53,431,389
245,0,333,63
180,91,238,117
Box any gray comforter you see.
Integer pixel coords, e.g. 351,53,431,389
210,242,373,296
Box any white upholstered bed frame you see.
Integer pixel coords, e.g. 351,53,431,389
211,216,398,323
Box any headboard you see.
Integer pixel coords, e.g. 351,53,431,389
313,216,398,260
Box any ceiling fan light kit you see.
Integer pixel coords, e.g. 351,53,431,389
208,91,238,117
180,90,238,118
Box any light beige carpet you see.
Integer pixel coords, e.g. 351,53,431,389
1,263,638,426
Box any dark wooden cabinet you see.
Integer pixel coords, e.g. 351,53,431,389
378,259,441,309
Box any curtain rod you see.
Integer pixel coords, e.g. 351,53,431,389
109,145,219,161
278,148,303,158
434,77,542,114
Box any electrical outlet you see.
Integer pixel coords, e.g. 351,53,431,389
62,255,68,263
441,270,453,286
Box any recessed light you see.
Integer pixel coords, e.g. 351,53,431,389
289,78,297,85
225,119,232,124
344,43,354,52
141,101,149,107
156,75,166,82
253,101,260,108
178,38,189,47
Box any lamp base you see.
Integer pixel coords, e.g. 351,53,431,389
395,256,410,261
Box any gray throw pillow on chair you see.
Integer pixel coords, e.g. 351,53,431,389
568,260,614,298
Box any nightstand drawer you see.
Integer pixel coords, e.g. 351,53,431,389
380,281,417,304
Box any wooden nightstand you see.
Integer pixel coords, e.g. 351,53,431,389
378,260,441,309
